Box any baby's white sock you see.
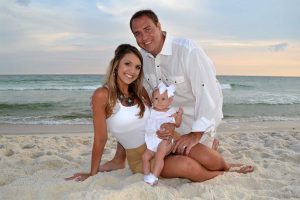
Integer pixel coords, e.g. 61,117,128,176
144,173,158,186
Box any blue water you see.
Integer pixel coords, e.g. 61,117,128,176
219,76,300,122
0,75,299,124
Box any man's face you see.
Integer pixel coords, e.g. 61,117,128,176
131,15,164,57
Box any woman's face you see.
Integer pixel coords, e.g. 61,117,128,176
116,52,142,86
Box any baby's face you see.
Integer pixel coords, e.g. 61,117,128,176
152,90,172,111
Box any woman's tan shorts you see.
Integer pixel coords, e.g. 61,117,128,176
125,143,147,173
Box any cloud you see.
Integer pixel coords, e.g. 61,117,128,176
269,43,288,52
96,0,196,16
96,1,138,15
197,39,288,48
15,0,30,6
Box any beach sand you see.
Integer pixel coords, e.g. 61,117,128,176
0,121,299,199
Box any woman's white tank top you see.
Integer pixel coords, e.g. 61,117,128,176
106,102,150,149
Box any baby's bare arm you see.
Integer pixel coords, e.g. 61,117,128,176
171,107,183,128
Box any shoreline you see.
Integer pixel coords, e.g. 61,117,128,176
1,120,299,135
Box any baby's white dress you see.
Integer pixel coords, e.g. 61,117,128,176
145,107,176,152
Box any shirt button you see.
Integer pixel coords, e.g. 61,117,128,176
157,65,159,68
202,84,205,86
159,78,161,81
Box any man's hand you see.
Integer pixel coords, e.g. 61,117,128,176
172,132,203,155
156,123,175,140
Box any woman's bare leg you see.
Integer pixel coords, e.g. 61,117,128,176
99,142,126,172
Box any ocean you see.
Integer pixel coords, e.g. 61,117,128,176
0,75,299,125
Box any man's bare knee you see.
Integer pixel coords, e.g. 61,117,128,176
180,158,199,174
166,156,200,177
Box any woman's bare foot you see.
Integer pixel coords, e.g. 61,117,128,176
228,163,254,174
99,159,125,172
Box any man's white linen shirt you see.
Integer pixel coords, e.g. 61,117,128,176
142,34,223,136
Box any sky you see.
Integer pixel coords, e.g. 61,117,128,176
0,0,300,76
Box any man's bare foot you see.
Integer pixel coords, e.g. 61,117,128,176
212,138,219,151
99,159,125,172
228,164,254,174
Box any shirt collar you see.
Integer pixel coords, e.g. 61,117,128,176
160,32,173,56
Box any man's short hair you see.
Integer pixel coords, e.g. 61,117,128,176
130,9,159,32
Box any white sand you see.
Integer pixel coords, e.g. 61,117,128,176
0,121,299,199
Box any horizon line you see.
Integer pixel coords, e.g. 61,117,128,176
0,74,299,78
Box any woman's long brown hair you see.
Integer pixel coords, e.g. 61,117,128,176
104,44,145,118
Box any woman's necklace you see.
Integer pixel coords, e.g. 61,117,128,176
117,90,135,106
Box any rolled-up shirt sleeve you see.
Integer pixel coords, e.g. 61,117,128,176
186,46,223,136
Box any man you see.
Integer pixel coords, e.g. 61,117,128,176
130,9,223,154
99,9,223,172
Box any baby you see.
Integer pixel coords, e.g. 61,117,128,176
142,82,183,186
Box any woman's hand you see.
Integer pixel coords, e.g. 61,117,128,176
64,172,91,182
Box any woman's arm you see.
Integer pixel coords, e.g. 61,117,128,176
89,88,109,176
65,87,109,181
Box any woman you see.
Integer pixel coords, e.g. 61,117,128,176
66,44,253,182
